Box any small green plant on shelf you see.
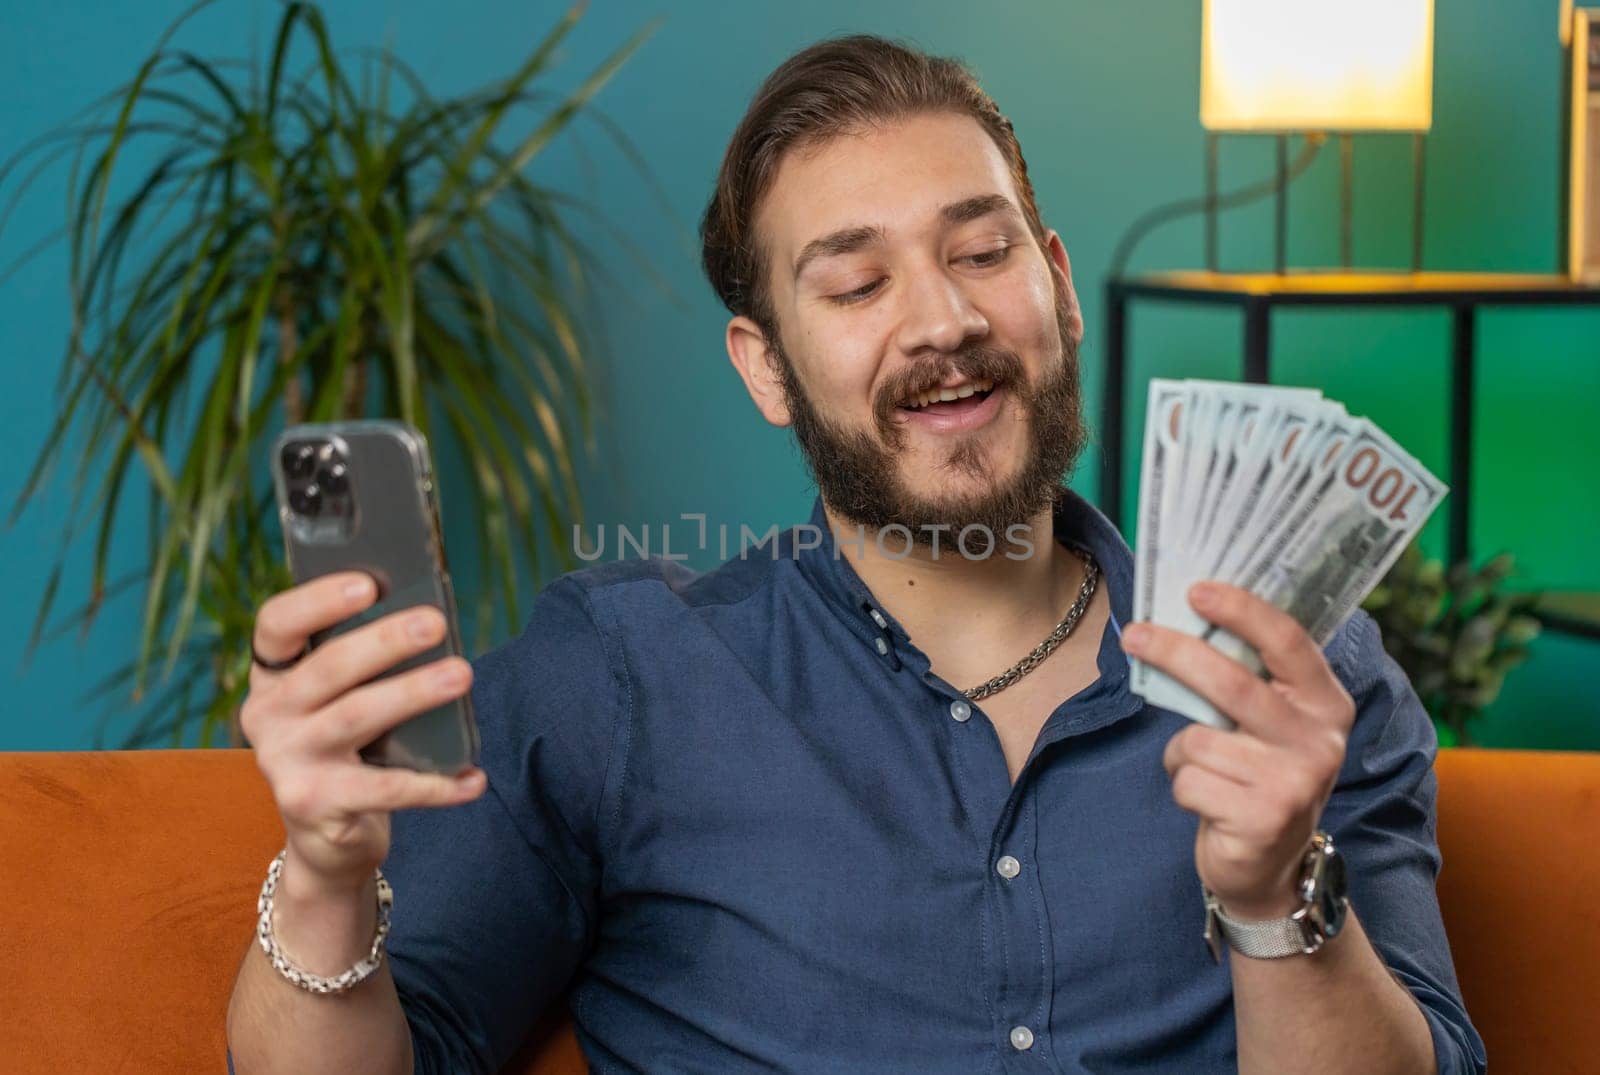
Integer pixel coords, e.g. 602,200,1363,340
1362,543,1542,747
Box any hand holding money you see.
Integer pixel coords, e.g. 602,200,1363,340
1123,581,1358,918
1128,379,1447,729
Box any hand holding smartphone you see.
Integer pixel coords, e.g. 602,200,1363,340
268,420,480,775
237,420,483,896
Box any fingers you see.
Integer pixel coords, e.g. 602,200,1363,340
338,764,489,815
278,604,449,714
253,572,378,669
272,759,487,826
298,655,474,757
1187,582,1349,721
1162,723,1271,787
1124,622,1300,745
1169,764,1255,825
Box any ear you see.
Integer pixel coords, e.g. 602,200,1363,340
1042,227,1084,339
1042,228,1074,288
726,314,792,428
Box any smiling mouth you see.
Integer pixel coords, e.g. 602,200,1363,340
896,377,996,416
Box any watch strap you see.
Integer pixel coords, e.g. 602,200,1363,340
1201,831,1345,963
1204,892,1317,960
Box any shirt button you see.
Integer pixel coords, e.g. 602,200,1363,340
874,637,889,655
868,607,889,629
1009,1025,1034,1051
996,855,1021,879
949,699,971,722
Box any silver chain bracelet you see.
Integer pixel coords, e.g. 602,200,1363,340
255,849,394,995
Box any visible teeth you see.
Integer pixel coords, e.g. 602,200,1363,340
904,378,995,409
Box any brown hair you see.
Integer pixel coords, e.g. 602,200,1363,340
699,33,1050,343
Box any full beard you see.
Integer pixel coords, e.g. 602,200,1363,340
771,279,1089,554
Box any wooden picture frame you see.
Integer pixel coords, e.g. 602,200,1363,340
1566,5,1600,281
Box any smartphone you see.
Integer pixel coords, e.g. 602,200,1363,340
269,420,479,775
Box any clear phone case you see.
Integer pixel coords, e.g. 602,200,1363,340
269,419,479,774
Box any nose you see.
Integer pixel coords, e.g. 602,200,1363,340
893,258,989,357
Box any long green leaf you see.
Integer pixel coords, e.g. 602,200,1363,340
407,0,586,246
78,1,221,278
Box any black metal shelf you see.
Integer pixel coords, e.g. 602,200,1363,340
1535,592,1600,641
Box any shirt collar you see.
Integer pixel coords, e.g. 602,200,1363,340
793,486,1135,675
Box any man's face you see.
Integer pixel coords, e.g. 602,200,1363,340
734,110,1088,548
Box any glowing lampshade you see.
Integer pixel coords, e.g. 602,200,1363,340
1201,0,1435,132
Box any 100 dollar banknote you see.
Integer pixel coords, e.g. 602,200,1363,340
1130,380,1446,730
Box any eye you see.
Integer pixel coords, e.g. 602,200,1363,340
826,245,1012,307
961,245,1012,268
829,279,884,306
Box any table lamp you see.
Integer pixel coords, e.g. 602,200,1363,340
1198,0,1436,274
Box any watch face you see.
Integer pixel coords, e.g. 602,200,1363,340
1312,845,1348,938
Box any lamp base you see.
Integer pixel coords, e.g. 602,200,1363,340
1204,131,1427,276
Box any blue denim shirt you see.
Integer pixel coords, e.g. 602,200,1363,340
232,488,1485,1074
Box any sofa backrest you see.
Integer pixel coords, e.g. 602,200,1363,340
1,747,1595,1072
1432,748,1600,1073
0,749,582,1075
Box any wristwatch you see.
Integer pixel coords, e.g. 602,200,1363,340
1202,831,1349,962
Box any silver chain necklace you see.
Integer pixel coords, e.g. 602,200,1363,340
960,549,1100,702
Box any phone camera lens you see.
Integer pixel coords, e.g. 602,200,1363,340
283,443,317,479
319,462,349,495
289,484,322,516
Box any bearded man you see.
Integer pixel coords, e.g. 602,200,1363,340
227,34,1485,1075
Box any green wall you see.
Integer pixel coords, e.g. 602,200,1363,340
2,1,1594,750
552,0,1600,750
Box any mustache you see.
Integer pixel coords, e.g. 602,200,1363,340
874,346,1028,424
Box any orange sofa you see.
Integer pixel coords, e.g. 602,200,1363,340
0,747,1594,1074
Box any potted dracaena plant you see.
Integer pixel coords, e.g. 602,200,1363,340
1,0,665,748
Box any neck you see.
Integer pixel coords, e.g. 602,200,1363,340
822,497,1085,683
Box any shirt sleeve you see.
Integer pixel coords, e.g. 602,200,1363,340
381,573,622,1075
1320,609,1488,1075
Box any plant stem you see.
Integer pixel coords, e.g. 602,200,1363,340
344,359,367,417
278,287,302,424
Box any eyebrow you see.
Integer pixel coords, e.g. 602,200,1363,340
791,193,1023,283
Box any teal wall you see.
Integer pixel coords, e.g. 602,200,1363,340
2,1,1594,751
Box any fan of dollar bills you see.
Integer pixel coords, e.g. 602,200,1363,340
1129,379,1448,730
